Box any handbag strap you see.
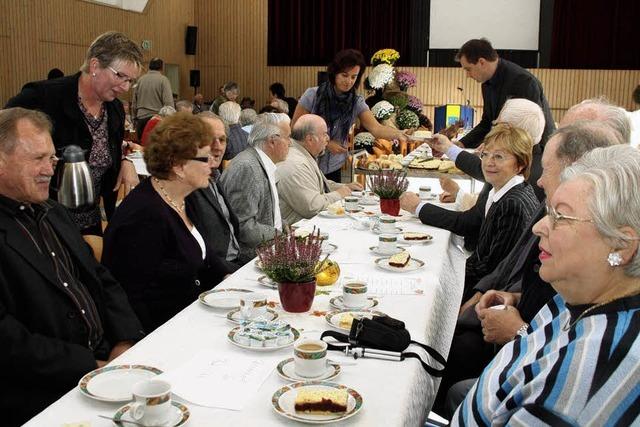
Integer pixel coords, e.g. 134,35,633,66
410,340,448,367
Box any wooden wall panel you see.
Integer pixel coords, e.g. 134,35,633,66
194,0,639,127
1,0,196,105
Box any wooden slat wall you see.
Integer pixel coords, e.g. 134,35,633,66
1,0,196,105
194,0,640,125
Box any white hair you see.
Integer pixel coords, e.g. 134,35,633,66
218,101,241,124
158,106,176,117
561,145,640,277
248,117,281,149
258,112,290,125
497,98,545,144
240,108,258,126
271,98,289,114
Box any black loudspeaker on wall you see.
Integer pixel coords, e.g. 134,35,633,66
190,70,200,88
185,26,197,55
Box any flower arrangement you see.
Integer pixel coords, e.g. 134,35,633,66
395,70,417,91
371,101,395,120
384,91,409,111
256,229,328,283
407,95,423,114
371,49,400,66
369,169,409,199
396,109,420,130
354,131,376,150
368,64,395,89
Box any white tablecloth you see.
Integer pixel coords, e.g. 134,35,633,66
25,209,465,427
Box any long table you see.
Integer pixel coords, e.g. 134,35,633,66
25,207,465,427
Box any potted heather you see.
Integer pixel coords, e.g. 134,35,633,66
255,229,328,312
369,169,409,216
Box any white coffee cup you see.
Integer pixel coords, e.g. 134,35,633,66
419,186,432,199
239,293,267,319
130,379,172,426
344,196,359,212
378,215,397,232
343,280,368,308
378,234,398,254
293,339,328,378
351,190,364,199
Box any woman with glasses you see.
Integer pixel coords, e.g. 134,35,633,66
6,31,142,235
452,145,640,426
102,113,226,332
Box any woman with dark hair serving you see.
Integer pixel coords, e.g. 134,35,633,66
292,49,407,182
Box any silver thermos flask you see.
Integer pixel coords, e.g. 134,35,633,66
58,145,94,208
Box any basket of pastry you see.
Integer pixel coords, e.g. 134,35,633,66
357,154,404,171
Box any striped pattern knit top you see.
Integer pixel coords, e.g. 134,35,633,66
452,293,640,426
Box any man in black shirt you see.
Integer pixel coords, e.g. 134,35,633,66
0,107,144,426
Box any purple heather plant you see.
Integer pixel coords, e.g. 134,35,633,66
255,228,328,283
395,70,417,91
407,95,423,113
368,169,409,199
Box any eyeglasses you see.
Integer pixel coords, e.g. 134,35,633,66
106,66,136,85
211,136,227,144
545,205,593,230
190,154,214,163
479,151,513,163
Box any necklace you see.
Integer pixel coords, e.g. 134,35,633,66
153,177,185,213
563,288,640,331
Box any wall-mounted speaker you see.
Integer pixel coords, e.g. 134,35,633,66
185,26,198,55
190,69,200,88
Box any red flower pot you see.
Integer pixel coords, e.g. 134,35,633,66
277,280,316,313
380,198,400,216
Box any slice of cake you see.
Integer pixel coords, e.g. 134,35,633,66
326,201,345,216
338,312,355,329
388,251,411,268
403,232,431,241
294,388,348,414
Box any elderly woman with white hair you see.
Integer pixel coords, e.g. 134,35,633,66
452,144,640,426
219,101,248,161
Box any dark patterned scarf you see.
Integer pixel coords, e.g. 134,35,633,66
312,81,358,143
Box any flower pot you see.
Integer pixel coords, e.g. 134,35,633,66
277,280,316,313
380,198,400,216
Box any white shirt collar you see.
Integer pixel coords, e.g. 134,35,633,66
255,147,277,178
485,175,525,216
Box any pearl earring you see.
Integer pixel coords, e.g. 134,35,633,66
608,252,623,267
92,72,96,77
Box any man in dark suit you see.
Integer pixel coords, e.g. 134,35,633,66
0,107,144,426
186,113,248,273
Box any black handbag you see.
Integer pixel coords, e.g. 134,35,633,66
321,315,447,377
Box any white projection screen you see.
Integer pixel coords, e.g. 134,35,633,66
429,0,541,50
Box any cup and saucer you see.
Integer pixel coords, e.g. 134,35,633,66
112,401,189,427
369,234,406,255
276,339,341,382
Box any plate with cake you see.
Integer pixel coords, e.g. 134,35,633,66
319,202,346,218
325,309,387,332
271,381,363,424
375,252,425,272
398,231,433,244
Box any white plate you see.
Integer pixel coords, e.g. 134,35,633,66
198,288,253,309
375,256,425,272
398,233,434,244
78,365,162,402
325,309,387,332
227,326,300,351
226,308,279,324
321,242,338,254
276,358,341,382
112,401,190,426
257,275,278,289
329,296,379,310
318,210,347,218
372,226,403,235
272,381,363,424
368,245,406,256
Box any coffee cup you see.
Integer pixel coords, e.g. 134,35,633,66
419,186,432,200
293,339,328,378
130,379,173,426
344,196,359,212
351,190,364,199
378,234,398,254
343,280,368,308
239,293,267,319
378,215,397,232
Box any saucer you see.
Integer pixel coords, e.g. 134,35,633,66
368,245,406,256
359,197,379,206
276,358,341,382
257,275,278,289
329,296,379,310
325,309,387,332
198,288,253,309
398,233,434,245
372,226,403,235
226,308,279,324
112,401,189,427
318,210,346,218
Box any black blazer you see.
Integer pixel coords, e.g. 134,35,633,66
5,72,125,219
0,199,144,426
459,59,555,151
103,178,226,332
186,178,248,274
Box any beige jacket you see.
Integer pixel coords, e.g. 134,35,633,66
276,141,343,225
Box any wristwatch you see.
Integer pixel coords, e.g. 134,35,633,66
516,323,529,338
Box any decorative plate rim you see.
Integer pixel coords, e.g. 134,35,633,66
198,288,254,308
276,358,341,382
78,364,163,402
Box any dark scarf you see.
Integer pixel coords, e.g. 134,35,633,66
312,81,358,143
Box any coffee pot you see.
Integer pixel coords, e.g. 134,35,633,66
58,145,94,209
